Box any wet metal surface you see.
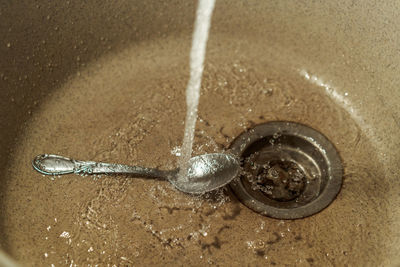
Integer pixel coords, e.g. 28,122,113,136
32,153,240,195
229,121,343,219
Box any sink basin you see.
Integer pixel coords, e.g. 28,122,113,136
0,1,399,265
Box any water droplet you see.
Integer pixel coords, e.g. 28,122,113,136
273,132,281,139
59,231,70,238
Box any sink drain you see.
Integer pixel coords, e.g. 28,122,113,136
229,121,343,219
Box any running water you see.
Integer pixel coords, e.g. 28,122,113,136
177,0,216,183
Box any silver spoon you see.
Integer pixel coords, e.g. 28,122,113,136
32,153,240,194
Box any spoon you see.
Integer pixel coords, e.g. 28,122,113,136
32,153,240,194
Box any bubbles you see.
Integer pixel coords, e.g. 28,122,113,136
272,132,281,139
170,146,181,157
269,138,275,145
59,231,70,238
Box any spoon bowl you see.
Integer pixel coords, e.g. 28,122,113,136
169,153,240,194
32,153,240,194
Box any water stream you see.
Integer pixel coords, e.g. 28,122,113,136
177,0,216,184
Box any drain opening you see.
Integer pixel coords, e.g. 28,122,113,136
229,121,343,219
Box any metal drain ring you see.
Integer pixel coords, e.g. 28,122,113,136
229,121,343,219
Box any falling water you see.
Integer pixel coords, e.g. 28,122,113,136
177,0,216,182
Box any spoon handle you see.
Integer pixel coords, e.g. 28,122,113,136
32,154,170,178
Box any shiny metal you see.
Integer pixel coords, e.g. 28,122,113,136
229,121,343,219
32,153,240,194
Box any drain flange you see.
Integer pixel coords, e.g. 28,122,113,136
229,121,343,219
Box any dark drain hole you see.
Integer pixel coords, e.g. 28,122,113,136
242,158,306,202
229,121,343,219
